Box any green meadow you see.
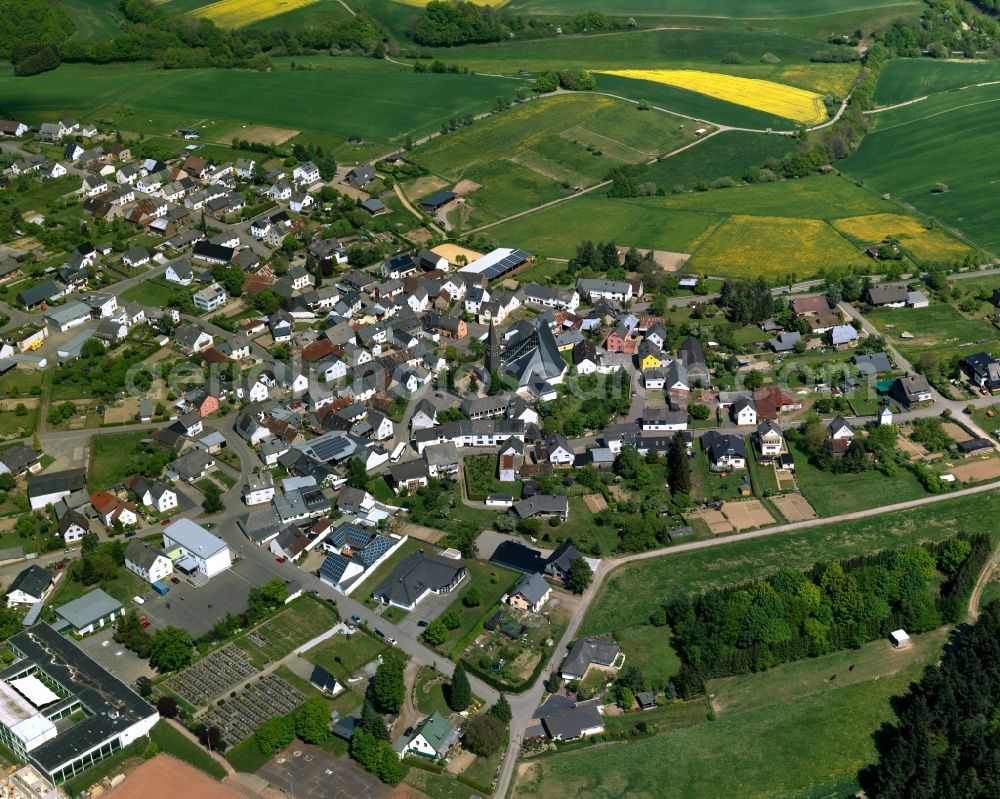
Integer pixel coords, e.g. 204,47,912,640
842,81,1000,254
0,58,522,150
874,58,1000,105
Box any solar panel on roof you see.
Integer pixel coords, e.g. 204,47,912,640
358,536,392,566
320,553,350,583
346,526,371,548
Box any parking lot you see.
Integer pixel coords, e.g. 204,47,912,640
383,586,459,640
75,626,153,687
140,556,290,638
258,744,391,799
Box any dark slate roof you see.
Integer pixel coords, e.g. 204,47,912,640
541,703,604,739
28,468,86,500
7,565,52,600
489,541,546,574
546,540,582,574
372,550,465,607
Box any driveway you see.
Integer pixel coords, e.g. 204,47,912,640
388,587,457,639
76,626,154,686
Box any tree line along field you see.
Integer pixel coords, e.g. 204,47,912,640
488,172,964,279
0,58,521,151
874,58,1000,105
579,488,1000,639
841,80,1000,255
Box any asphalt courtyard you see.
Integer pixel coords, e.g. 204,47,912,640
258,743,391,799
141,557,290,637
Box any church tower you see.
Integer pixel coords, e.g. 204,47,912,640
486,320,501,374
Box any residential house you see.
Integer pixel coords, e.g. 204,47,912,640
395,712,458,762
372,551,467,611
292,161,320,185
124,540,174,584
0,446,41,478
174,324,213,353
701,431,747,471
731,396,757,426
963,352,1000,391
58,510,89,543
544,434,575,468
576,278,632,303
892,373,933,407
560,638,621,681
829,324,859,349
507,572,551,613
6,565,53,607
193,283,228,312
54,588,124,635
754,419,784,459
545,540,582,581
865,284,909,307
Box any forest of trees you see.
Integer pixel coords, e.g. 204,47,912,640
662,536,986,697
860,600,1000,798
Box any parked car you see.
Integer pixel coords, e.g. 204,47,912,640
64,548,76,554
386,637,398,646
374,628,385,639
54,562,65,571
160,518,171,525
417,620,429,627
351,614,361,624
132,595,145,605
170,577,180,585
124,531,136,538
141,620,151,629
275,556,286,563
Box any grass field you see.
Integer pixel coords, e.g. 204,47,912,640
232,599,340,668
305,630,387,684
599,69,827,124
488,172,910,277
411,93,696,227
788,441,928,517
866,303,998,363
513,626,945,799
613,624,682,687
436,561,520,656
61,0,125,40
0,59,520,150
842,81,1000,255
875,58,1000,106
579,487,1000,637
149,721,228,779
506,0,920,20
87,431,148,492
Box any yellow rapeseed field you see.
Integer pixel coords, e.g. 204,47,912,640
833,214,972,261
188,0,318,28
598,69,827,125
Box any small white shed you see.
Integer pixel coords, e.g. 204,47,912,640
890,629,910,648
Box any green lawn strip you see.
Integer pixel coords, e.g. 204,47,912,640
365,475,395,502
459,749,503,793
788,440,927,517
211,470,236,489
463,455,523,502
745,447,780,494
225,736,271,773
580,488,1000,636
49,571,149,611
149,720,227,779
600,698,707,736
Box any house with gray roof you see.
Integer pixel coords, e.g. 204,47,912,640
54,589,124,635
6,565,53,607
560,638,621,681
541,702,605,741
508,572,551,613
372,550,466,611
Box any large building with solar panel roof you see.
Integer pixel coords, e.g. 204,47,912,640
318,523,405,592
0,624,158,785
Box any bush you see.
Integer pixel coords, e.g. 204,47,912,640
760,52,780,64
721,51,742,64
462,712,506,756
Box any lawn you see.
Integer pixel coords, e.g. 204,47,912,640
865,303,998,363
305,630,387,685
225,735,272,773
0,403,39,440
404,769,480,799
788,441,928,517
512,626,946,799
120,279,197,313
612,624,682,688
49,571,149,612
507,0,918,21
642,130,796,192
874,58,1000,106
0,59,521,150
149,721,228,779
579,487,1000,637
412,665,452,717
841,81,1000,255
61,0,125,40
232,598,340,668
463,456,523,502
433,561,520,657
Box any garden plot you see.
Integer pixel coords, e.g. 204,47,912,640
941,422,972,443
691,508,734,535
720,500,774,531
770,492,817,522
201,675,305,748
582,494,608,513
165,644,256,707
948,457,1000,483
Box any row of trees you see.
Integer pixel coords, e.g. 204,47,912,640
662,539,979,693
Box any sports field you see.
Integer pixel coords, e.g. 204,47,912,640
874,58,1000,105
598,69,827,124
0,59,519,151
841,82,1000,254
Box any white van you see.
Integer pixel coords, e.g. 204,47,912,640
390,442,407,463
132,595,145,605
